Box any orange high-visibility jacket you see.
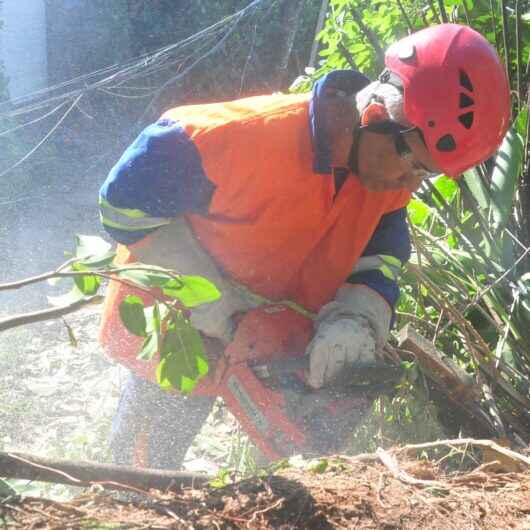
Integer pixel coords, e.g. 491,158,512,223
99,71,411,379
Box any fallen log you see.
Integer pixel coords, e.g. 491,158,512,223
397,324,503,438
0,452,210,493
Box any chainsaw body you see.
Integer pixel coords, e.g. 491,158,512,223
192,305,372,460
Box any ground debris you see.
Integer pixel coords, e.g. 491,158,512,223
2,448,530,529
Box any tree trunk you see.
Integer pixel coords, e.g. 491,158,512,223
274,0,306,88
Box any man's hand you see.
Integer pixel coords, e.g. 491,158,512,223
305,285,392,389
189,280,254,345
306,316,377,389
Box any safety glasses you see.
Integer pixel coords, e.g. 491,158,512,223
358,120,440,179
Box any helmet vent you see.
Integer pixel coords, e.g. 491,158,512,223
436,134,456,152
459,70,474,92
458,112,474,129
459,93,474,108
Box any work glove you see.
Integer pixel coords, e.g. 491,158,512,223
306,285,392,389
130,218,255,344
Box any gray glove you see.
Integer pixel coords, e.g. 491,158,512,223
131,218,255,344
306,285,392,389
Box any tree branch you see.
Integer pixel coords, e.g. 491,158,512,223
437,0,448,22
338,42,357,69
308,0,330,68
0,295,104,332
349,7,384,67
395,438,530,467
0,264,187,333
0,452,210,492
394,0,414,33
274,0,306,87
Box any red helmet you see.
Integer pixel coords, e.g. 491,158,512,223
384,24,511,177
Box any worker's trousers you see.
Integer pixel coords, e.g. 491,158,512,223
109,372,215,469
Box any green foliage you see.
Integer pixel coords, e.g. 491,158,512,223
317,0,530,109
398,118,530,434
119,295,147,337
349,362,447,452
0,478,16,499
317,0,530,437
156,312,209,393
56,235,220,394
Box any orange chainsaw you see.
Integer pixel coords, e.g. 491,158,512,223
192,304,400,460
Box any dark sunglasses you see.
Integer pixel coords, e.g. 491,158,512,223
361,121,438,178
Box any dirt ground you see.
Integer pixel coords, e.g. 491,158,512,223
3,293,530,528
0,304,254,500
2,450,530,529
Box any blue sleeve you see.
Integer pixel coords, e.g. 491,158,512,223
347,208,410,316
99,118,215,245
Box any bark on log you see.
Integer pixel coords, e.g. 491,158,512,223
397,324,499,437
0,452,210,492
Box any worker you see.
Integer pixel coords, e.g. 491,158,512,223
98,23,510,469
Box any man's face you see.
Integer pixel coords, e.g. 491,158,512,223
356,128,441,192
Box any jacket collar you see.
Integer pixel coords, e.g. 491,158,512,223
309,69,370,174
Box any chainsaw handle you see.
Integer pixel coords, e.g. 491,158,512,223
252,357,403,388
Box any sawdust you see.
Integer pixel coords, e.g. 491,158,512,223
2,451,530,529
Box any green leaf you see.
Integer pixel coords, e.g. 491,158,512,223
155,313,208,393
0,478,17,499
489,126,524,234
407,199,430,226
75,235,112,259
76,250,116,269
73,272,101,296
209,468,233,489
119,295,147,337
47,285,87,306
117,268,174,289
434,175,458,204
162,275,221,308
47,275,67,287
137,333,159,361
72,261,102,295
309,459,328,474
138,303,168,361
463,167,490,210
514,106,528,138
145,303,164,334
